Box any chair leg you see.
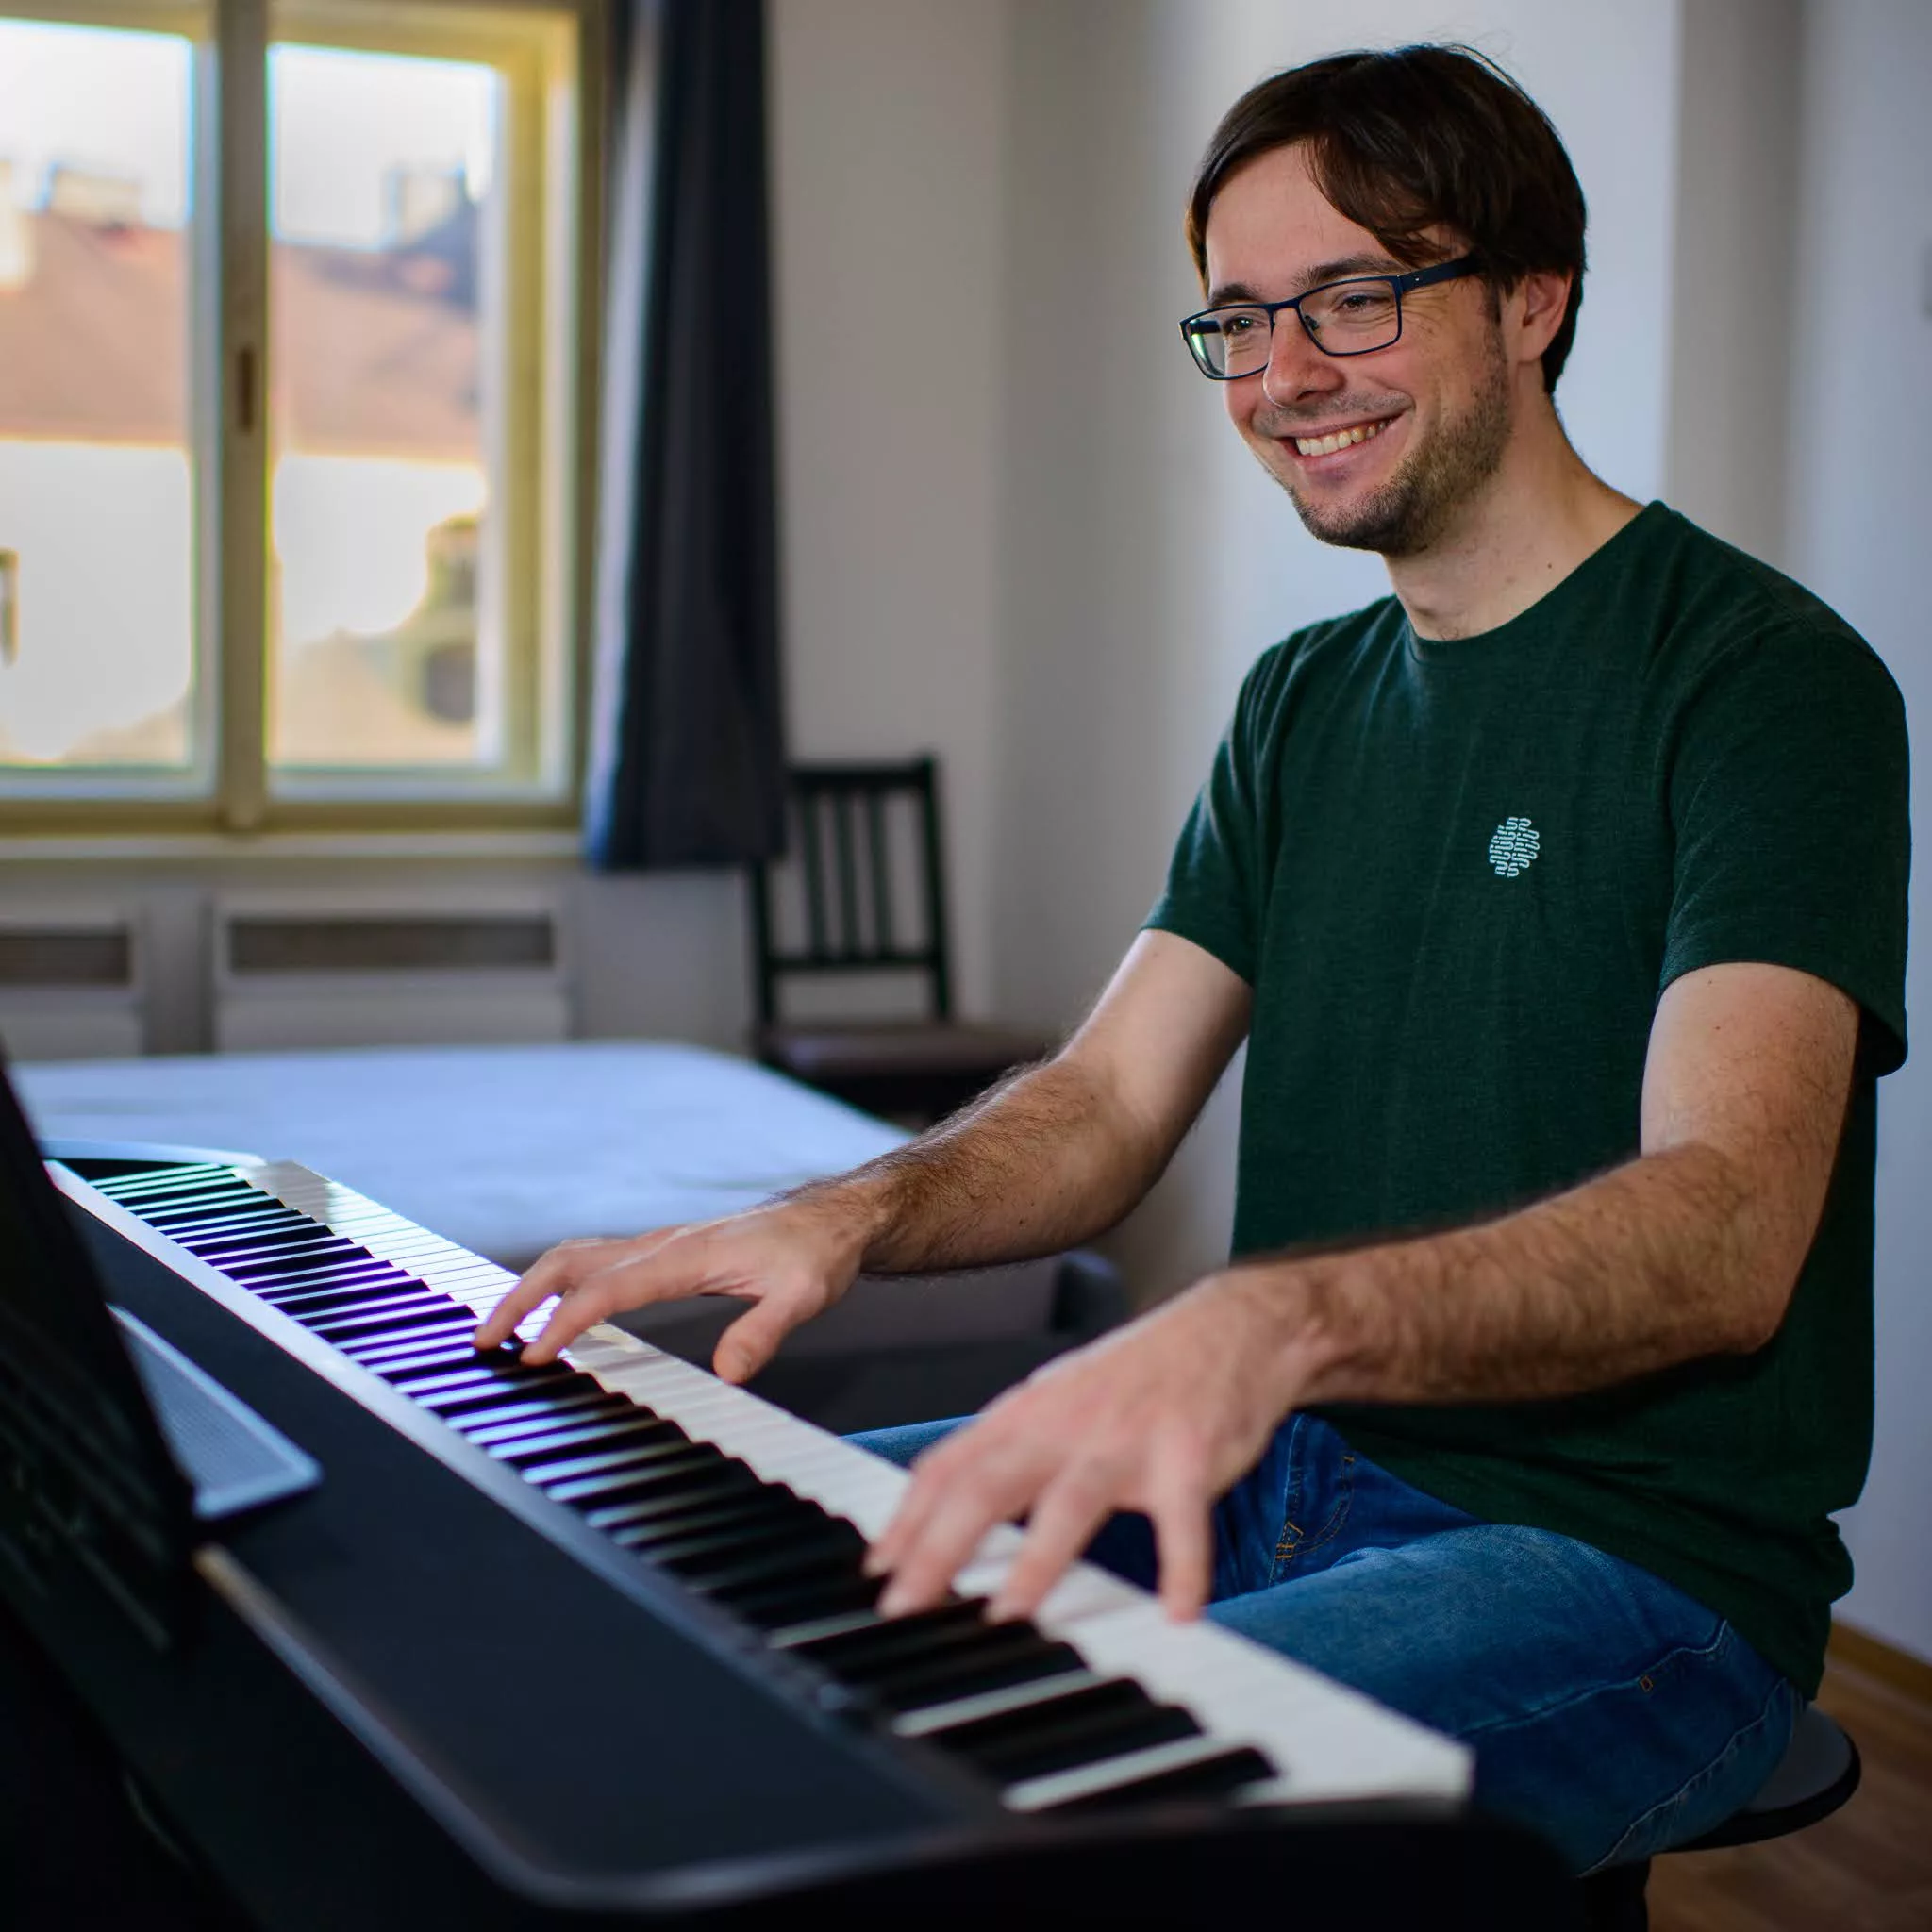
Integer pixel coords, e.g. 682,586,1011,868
1577,1856,1650,1931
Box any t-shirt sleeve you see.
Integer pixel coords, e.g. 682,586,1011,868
1143,648,1285,986
1661,626,1910,1072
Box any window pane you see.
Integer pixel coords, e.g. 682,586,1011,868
0,18,198,771
265,41,502,770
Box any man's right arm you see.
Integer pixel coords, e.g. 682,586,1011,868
473,930,1251,1379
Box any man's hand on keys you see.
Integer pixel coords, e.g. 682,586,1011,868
866,1272,1299,1625
471,1200,870,1383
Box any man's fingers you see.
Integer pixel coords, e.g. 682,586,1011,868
472,1245,590,1350
988,1475,1114,1623
1150,1481,1213,1623
711,1299,805,1385
520,1274,626,1364
864,1429,984,1575
874,1463,1028,1618
517,1252,683,1362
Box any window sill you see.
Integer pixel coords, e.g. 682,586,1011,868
0,827,584,864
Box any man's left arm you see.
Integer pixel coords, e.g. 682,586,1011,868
866,960,1859,1622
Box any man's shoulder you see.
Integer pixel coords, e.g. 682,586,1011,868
1641,505,1875,659
1243,594,1407,703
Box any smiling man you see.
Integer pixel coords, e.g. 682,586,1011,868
477,46,1909,1874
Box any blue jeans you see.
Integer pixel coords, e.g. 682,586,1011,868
852,1412,1798,1874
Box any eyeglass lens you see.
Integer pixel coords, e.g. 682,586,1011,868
1192,280,1402,376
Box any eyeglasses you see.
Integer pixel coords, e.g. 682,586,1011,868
1179,253,1484,380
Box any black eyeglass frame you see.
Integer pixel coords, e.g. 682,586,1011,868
1179,252,1485,379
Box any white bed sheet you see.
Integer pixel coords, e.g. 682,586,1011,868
18,1041,1059,1357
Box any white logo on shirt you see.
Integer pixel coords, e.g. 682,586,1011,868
1488,817,1541,877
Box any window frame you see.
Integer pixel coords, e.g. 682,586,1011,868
0,0,604,835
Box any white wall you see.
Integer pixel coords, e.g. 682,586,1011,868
1782,0,1932,1667
992,0,1683,1297
1664,0,1803,562
768,0,1011,1020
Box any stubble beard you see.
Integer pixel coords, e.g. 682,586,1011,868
1264,327,1514,558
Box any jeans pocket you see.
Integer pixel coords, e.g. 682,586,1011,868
1271,1455,1355,1577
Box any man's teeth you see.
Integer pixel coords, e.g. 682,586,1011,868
1293,420,1389,457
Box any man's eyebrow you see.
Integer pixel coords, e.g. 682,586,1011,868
1205,254,1404,308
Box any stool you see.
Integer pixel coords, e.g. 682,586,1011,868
1578,1703,1861,1929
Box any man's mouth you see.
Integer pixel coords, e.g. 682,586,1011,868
1291,415,1398,458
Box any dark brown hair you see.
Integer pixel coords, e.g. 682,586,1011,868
1185,45,1587,392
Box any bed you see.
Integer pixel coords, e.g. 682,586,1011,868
17,1041,1122,1430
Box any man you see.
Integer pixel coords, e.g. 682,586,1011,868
479,46,1908,1874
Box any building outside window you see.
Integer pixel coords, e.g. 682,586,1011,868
0,0,597,833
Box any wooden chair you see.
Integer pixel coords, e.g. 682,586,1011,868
747,758,1053,1124
1578,1703,1861,1928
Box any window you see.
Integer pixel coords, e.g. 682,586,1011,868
0,0,596,831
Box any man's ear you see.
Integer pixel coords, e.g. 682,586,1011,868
1507,268,1573,369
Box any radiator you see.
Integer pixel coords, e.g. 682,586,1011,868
210,892,573,1051
0,906,145,1059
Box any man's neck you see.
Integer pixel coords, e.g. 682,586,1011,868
1386,407,1641,641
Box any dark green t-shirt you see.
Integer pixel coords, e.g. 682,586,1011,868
1147,503,1909,1696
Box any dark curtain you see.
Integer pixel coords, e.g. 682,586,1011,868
585,0,787,868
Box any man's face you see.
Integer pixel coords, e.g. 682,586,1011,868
1201,143,1513,557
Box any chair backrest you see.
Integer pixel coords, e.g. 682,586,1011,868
748,757,953,1027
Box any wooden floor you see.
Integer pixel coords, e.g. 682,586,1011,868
1647,1657,1932,1931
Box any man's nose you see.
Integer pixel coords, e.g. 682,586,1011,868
1260,314,1341,407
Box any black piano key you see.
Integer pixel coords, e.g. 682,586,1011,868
924,1676,1150,1750
858,1637,1087,1714
1044,1746,1275,1813
578,1467,768,1532
407,1367,586,1409
727,1572,887,1631
789,1599,994,1670
674,1538,867,1602
606,1491,812,1552
941,1690,1201,1785
371,1343,516,1380
332,1301,472,1341
252,1260,416,1300
341,1323,489,1366
390,1362,539,1400
92,1164,242,1199
220,1235,378,1272
157,1211,315,1246
351,1330,497,1373
186,1228,357,1267
482,1416,682,1466
813,1618,1039,1687
224,1242,378,1283
258,1273,422,1313
162,1199,309,1230
159,1211,314,1247
540,1446,731,1507
128,1191,267,1222
117,1181,259,1208
519,1437,708,1487
177,1221,341,1254
638,1507,859,1573
305,1297,470,1342
297,1286,452,1324
438,1386,625,1432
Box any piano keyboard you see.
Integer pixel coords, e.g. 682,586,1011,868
65,1158,1470,1820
